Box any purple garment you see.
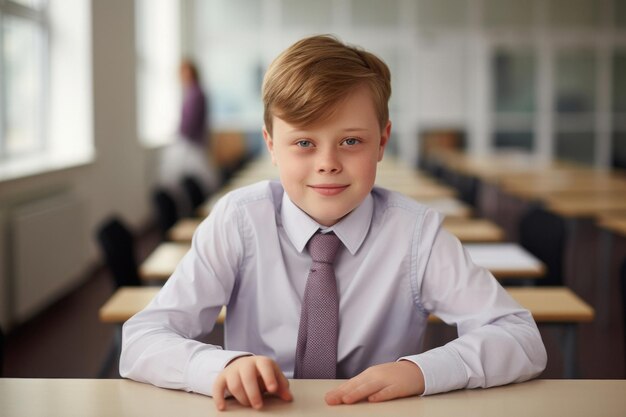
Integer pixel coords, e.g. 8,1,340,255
179,83,207,144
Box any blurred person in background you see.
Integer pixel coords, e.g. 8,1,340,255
159,58,220,196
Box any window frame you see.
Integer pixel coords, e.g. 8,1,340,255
0,0,48,162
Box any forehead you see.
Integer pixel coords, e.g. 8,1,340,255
273,86,380,134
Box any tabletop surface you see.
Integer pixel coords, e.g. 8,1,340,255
464,243,546,278
169,217,505,245
442,218,505,243
1,378,624,417
597,213,626,237
138,241,541,282
99,286,593,324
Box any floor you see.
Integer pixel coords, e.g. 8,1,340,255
3,186,626,380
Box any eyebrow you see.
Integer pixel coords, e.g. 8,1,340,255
286,127,370,134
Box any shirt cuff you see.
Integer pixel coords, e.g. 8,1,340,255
186,349,253,396
399,346,468,395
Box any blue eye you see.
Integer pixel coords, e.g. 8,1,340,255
342,137,360,146
296,140,313,148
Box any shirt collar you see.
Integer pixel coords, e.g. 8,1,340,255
281,191,373,255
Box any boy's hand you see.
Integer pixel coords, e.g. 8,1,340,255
212,356,293,411
325,360,425,405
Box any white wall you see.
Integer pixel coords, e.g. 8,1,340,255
0,0,158,329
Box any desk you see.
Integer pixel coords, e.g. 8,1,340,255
99,287,226,324
168,218,203,243
418,197,472,219
169,217,505,245
464,243,545,279
138,242,539,284
100,286,591,378
3,378,623,417
595,213,626,323
139,242,190,282
100,286,592,325
545,195,626,218
442,218,504,243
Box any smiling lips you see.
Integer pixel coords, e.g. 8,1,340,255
309,184,349,196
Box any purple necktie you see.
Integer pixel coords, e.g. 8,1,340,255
294,232,342,379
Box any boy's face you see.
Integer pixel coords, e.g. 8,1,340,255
263,86,391,226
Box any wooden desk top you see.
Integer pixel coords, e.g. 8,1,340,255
168,218,203,243
3,378,622,416
496,287,594,322
139,242,190,281
167,216,501,245
545,195,626,218
464,243,546,279
99,287,225,324
417,197,472,219
138,241,542,283
442,219,505,243
597,213,626,237
99,286,593,324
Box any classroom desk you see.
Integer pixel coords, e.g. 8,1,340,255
139,241,540,283
100,286,592,325
99,287,226,324
2,378,624,417
100,286,592,378
545,195,626,218
502,181,626,202
464,243,545,279
442,218,505,243
418,197,472,219
169,218,505,245
595,213,626,324
139,242,190,282
168,218,203,243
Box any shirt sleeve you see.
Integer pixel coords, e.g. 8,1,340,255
400,210,547,395
119,195,251,396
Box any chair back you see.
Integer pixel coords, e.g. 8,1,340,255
0,326,4,376
619,256,626,371
182,175,206,211
96,217,141,288
153,188,179,238
519,207,567,286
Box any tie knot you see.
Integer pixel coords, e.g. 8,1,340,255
308,232,341,264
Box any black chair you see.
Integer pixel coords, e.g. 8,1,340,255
96,217,141,288
519,206,567,286
0,326,4,376
96,217,141,378
619,257,626,372
181,175,206,212
152,188,179,238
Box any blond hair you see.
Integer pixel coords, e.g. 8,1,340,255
262,35,391,136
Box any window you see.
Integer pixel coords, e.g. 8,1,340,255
0,1,47,162
135,0,181,146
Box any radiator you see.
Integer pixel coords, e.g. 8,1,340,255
9,193,88,323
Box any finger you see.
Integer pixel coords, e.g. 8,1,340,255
226,372,251,407
212,375,227,411
340,380,384,404
240,364,264,409
256,359,279,394
368,384,400,403
272,364,293,402
326,378,384,405
325,376,362,405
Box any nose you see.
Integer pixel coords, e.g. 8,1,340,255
316,148,342,174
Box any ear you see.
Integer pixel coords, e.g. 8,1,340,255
377,120,391,162
262,126,277,165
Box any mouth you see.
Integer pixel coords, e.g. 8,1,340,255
308,184,349,196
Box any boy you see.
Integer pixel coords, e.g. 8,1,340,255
120,35,546,411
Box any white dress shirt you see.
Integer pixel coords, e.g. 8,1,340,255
120,180,546,396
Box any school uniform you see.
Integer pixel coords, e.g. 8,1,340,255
120,180,546,396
